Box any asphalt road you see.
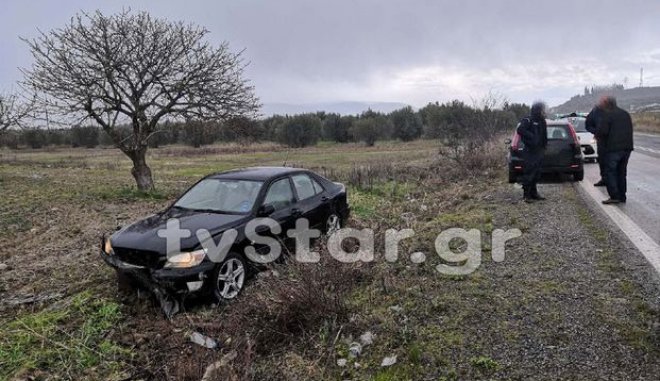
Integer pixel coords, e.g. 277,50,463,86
580,132,660,273
634,132,660,158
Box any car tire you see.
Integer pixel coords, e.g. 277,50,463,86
573,171,584,182
324,212,343,235
508,171,517,184
211,252,247,302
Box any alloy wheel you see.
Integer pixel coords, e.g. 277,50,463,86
216,258,245,299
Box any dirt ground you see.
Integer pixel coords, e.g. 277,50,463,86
1,141,658,380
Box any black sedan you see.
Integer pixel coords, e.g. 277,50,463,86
507,120,584,183
101,167,349,304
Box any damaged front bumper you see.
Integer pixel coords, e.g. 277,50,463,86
100,251,215,295
101,251,217,318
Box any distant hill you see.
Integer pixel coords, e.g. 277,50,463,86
550,86,660,114
261,101,409,116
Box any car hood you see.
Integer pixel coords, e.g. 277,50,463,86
576,131,594,142
111,208,246,255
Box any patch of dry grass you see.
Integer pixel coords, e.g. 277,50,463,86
632,112,660,134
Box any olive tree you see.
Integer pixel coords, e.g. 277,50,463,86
389,106,422,141
21,10,259,190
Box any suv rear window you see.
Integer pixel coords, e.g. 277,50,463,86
547,125,570,140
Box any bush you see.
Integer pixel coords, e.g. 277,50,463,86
0,130,20,149
389,106,423,141
182,120,218,148
165,251,369,380
70,125,99,148
220,116,264,145
23,128,49,149
276,114,321,147
322,113,353,143
351,111,391,146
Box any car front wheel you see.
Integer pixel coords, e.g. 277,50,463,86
212,252,246,301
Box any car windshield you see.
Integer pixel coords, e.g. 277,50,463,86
547,125,570,140
174,179,263,214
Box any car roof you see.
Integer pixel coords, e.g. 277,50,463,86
546,120,571,127
208,166,306,181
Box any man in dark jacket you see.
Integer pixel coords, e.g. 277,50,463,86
596,96,634,204
516,102,548,203
585,97,607,186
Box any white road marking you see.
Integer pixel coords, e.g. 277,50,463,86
635,132,660,138
636,146,660,155
578,181,660,275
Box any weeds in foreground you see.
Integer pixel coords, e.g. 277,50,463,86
0,291,129,380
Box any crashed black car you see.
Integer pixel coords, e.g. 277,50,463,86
101,167,349,306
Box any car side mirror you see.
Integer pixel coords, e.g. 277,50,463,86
257,204,275,217
504,138,512,145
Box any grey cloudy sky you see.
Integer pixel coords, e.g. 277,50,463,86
2,0,660,107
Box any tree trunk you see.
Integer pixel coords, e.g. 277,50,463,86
130,151,154,191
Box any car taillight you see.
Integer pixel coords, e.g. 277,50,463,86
567,123,579,145
511,133,521,150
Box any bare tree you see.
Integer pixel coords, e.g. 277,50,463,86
21,10,259,190
0,93,32,131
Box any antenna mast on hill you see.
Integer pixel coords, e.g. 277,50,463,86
640,67,644,88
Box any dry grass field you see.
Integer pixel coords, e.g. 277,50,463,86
633,112,660,134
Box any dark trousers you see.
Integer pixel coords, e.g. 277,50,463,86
605,150,631,201
521,149,544,197
597,142,607,182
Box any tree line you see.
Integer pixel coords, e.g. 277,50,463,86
0,102,529,150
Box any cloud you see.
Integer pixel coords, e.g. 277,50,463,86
2,0,660,107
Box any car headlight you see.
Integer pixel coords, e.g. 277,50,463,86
590,138,597,145
103,237,114,256
165,249,207,268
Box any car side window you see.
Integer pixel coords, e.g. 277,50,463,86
291,174,319,200
311,177,324,194
263,178,294,211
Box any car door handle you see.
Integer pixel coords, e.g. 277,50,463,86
291,208,302,217
321,195,329,202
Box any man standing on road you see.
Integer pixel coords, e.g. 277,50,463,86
517,102,548,203
585,97,607,186
597,96,634,205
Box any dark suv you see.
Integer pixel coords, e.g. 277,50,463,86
507,120,584,183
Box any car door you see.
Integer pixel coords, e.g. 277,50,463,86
253,177,297,254
290,173,330,230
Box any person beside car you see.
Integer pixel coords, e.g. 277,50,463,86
596,96,634,205
585,97,607,186
516,102,548,203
